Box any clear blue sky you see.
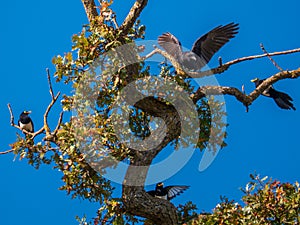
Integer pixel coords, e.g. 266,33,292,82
1,0,300,224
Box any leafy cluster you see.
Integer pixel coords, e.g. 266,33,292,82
190,174,300,224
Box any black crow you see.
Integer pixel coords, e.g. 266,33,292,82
251,78,296,110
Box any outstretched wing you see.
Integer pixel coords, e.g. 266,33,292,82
158,32,183,59
191,22,239,63
165,185,189,200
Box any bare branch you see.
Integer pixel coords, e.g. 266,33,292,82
189,47,300,78
248,68,299,101
145,45,300,79
193,86,248,104
0,149,14,155
7,103,15,127
260,43,284,71
44,92,60,136
143,46,185,74
46,68,55,99
53,112,64,137
193,68,300,109
43,69,61,137
7,69,62,143
111,16,119,29
119,0,148,35
81,0,99,22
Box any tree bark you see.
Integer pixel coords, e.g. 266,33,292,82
122,97,182,224
81,0,98,22
119,0,148,35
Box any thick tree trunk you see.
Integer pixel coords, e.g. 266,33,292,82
123,185,179,225
122,97,181,224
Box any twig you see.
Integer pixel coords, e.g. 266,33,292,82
46,68,55,99
218,57,223,67
44,92,60,136
143,46,159,59
218,47,300,73
7,103,15,126
119,0,148,36
241,84,249,112
0,149,14,155
260,43,284,71
53,112,64,137
44,69,61,136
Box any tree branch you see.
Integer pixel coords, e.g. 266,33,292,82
53,112,64,137
193,68,300,110
122,95,182,224
0,149,14,155
81,0,99,22
189,47,300,78
43,69,61,139
46,68,55,99
143,46,186,74
146,46,300,78
119,0,148,35
260,43,283,71
6,69,62,144
123,128,181,224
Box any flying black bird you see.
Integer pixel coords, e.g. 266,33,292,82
18,111,34,133
251,78,296,110
147,182,189,200
158,22,239,71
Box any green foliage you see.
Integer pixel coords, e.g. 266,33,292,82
177,201,198,224
190,174,300,225
10,134,52,169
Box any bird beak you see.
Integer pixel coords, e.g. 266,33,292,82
250,78,258,82
158,182,164,187
25,110,32,114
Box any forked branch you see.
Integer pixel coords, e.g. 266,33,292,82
6,69,63,143
193,68,300,110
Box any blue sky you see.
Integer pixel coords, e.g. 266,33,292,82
1,0,300,224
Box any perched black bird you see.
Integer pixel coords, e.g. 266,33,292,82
147,182,189,200
18,111,34,133
158,22,239,71
251,78,296,110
